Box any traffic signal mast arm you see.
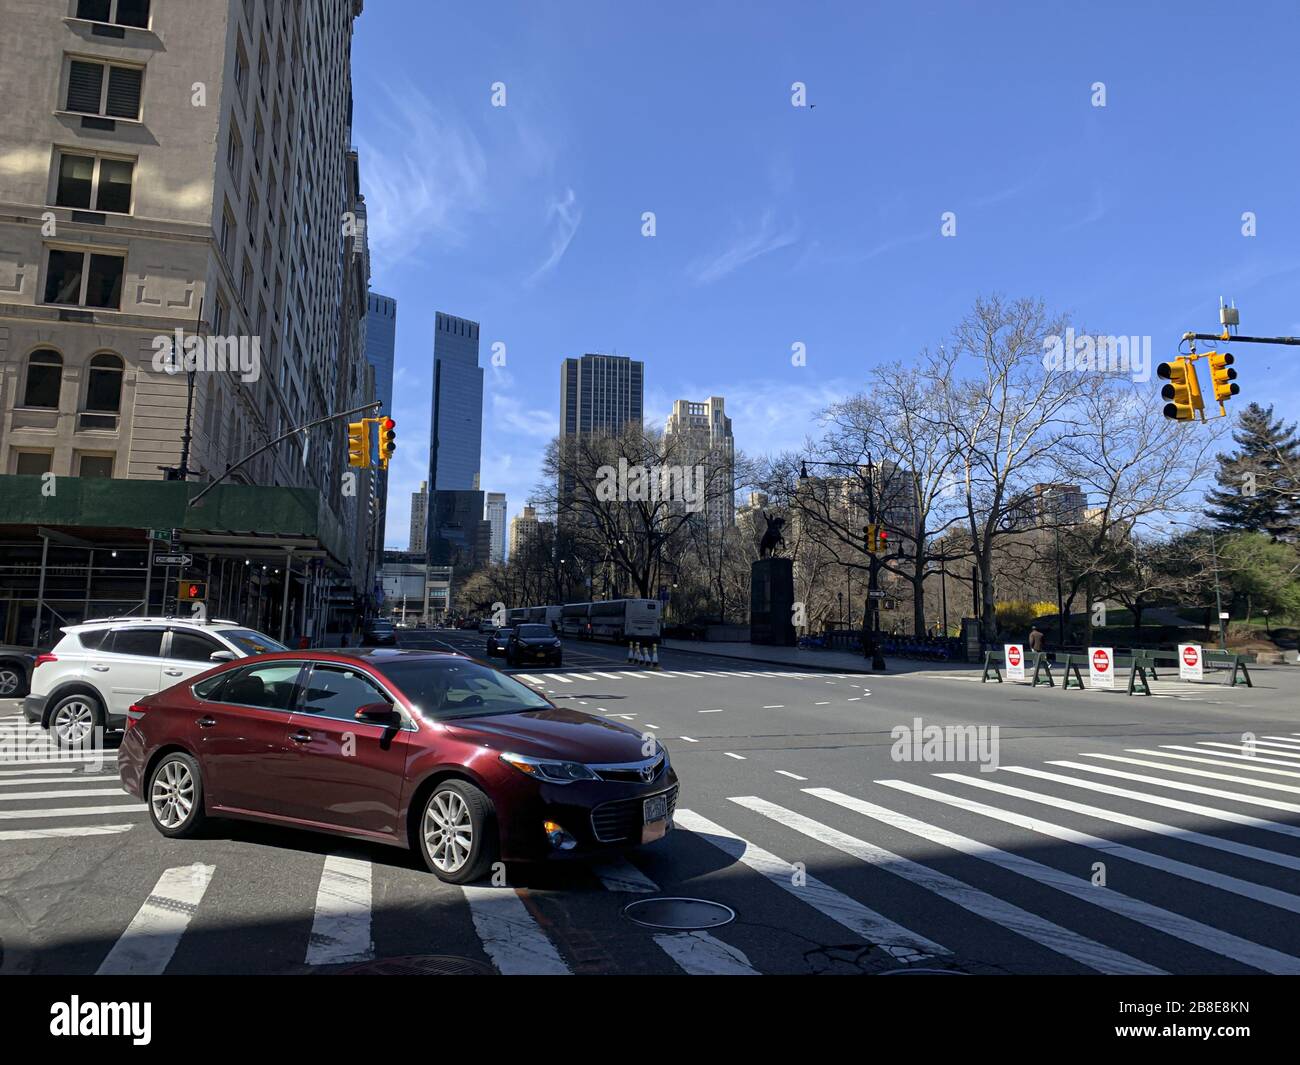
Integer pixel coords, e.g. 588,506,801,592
188,400,383,507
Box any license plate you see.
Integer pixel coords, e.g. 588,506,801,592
643,794,668,824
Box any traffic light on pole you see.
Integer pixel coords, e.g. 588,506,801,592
864,524,888,554
347,419,371,468
378,417,397,469
1157,356,1204,421
177,580,207,601
1207,351,1239,407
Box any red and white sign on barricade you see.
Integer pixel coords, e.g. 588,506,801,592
1088,646,1114,689
1004,643,1025,681
1179,643,1203,681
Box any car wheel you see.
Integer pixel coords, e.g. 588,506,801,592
49,693,103,747
0,663,25,698
418,780,497,884
148,752,206,838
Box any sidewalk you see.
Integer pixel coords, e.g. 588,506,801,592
659,638,978,675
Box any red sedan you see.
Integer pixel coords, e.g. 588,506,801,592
117,650,678,883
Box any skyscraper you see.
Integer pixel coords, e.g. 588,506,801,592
365,293,396,416
430,312,483,489
664,396,735,526
485,492,507,563
560,354,644,436
409,481,428,554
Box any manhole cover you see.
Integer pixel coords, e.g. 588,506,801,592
879,967,969,975
335,955,497,976
623,897,736,930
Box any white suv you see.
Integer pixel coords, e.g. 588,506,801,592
23,617,286,746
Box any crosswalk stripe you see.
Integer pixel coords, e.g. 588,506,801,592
879,779,1300,916
0,788,125,802
589,856,658,893
807,787,1300,975
0,824,133,841
731,795,1161,975
1260,736,1300,748
676,808,945,961
305,855,374,966
591,672,623,680
1094,753,1300,795
652,931,760,975
542,674,573,683
1175,744,1300,771
567,673,598,681
459,885,572,975
1003,765,1300,840
0,753,116,767
0,803,145,820
1143,746,1300,777
97,864,214,975
0,766,105,778
0,775,120,787
514,675,545,685
1053,759,1300,814
936,772,1300,872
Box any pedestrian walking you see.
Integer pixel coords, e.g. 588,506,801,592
1028,625,1044,653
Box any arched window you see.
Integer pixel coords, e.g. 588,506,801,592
85,352,124,412
23,349,63,408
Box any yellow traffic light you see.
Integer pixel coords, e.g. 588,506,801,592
864,524,888,554
378,417,397,469
1207,351,1239,406
1157,356,1204,421
347,420,371,468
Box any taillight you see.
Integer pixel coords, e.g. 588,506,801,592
34,654,57,668
124,703,145,731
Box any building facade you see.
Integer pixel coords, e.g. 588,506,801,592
0,0,373,643
663,395,734,526
560,354,644,436
429,311,481,490
485,491,506,563
409,479,427,553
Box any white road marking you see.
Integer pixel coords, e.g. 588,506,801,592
0,767,104,778
568,673,598,681
698,709,724,714
815,701,830,706
806,787,1300,976
653,931,760,975
1191,742,1300,766
1055,759,1300,814
591,672,623,680
542,674,573,683
1003,765,1300,840
1169,744,1300,771
1095,753,1300,795
937,772,1300,872
97,863,214,975
874,780,1300,920
459,885,572,975
0,824,133,841
305,855,374,966
0,788,126,802
0,775,122,787
678,736,698,742
724,752,746,760
589,856,659,893
775,770,807,781
676,808,944,961
762,705,785,709
0,803,146,820
733,795,1160,975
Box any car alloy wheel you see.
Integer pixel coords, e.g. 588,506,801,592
52,698,97,746
0,667,21,696
424,790,473,873
151,759,195,829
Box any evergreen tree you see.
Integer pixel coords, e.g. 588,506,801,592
1205,403,1300,540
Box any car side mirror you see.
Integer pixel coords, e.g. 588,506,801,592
209,650,237,662
354,702,398,725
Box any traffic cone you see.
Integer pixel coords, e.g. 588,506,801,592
626,641,635,664
650,645,660,670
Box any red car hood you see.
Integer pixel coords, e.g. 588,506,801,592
445,707,647,762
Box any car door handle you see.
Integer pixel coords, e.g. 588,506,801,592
197,716,217,729
290,730,313,743
163,669,184,677
91,665,109,672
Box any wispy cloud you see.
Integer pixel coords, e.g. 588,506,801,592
688,210,800,285
357,79,488,265
525,187,582,286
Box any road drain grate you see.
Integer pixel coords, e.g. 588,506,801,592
623,897,736,930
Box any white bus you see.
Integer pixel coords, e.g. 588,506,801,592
559,602,591,637
587,599,661,643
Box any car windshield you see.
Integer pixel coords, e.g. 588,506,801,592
220,629,288,655
516,625,553,638
381,659,550,721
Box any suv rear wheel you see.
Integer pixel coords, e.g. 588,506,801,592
0,662,25,698
49,693,103,748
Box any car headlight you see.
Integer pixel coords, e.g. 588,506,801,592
656,741,671,770
499,751,599,784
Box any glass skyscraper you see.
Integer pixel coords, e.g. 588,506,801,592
428,312,484,565
365,293,396,415
560,354,644,436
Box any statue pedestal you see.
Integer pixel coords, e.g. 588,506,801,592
750,557,796,645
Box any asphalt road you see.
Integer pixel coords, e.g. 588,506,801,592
1,629,1298,976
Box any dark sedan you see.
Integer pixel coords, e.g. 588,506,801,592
117,650,677,883
485,626,514,657
361,618,397,646
505,624,562,667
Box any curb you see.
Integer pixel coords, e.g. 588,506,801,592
660,642,875,675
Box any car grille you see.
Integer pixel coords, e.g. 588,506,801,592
591,784,678,843
594,755,666,784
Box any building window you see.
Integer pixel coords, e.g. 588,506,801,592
78,453,114,478
85,352,124,413
76,0,150,28
13,452,54,476
43,248,125,309
226,124,243,181
234,41,249,108
22,349,64,408
55,152,134,214
220,201,236,259
65,58,143,120
241,257,253,300
213,293,228,335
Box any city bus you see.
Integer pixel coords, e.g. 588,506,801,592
559,602,591,637
587,598,661,643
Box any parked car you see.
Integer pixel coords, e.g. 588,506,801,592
506,624,563,667
361,618,397,646
0,644,41,699
24,618,286,746
477,619,496,635
118,649,678,883
486,626,514,657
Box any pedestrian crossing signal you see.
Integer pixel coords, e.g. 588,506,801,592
178,580,206,601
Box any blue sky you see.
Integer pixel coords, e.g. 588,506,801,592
352,0,1300,549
